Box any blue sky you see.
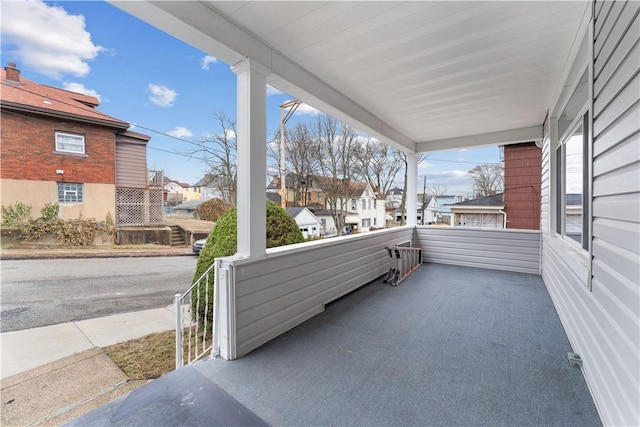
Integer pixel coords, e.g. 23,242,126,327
1,0,501,196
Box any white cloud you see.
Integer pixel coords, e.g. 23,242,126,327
62,82,101,102
267,85,283,96
201,55,218,70
0,0,104,79
458,149,468,152
167,126,193,138
148,84,177,107
293,102,320,116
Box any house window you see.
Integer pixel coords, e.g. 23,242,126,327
556,111,589,250
320,218,326,226
351,199,356,210
55,132,85,154
373,199,377,209
362,199,366,210
362,218,370,227
58,182,83,203
374,218,377,226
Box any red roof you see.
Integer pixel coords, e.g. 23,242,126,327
0,68,129,129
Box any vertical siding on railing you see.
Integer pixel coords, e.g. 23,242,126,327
229,228,414,358
543,2,639,425
415,226,541,275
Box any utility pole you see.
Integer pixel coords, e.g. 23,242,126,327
279,99,301,208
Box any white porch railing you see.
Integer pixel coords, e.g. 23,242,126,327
174,263,215,369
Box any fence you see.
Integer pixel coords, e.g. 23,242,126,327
174,263,215,368
116,188,164,226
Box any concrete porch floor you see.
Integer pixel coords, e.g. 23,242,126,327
70,263,601,426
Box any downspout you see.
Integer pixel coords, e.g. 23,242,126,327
499,210,507,229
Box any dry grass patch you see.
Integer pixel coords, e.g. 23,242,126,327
104,328,213,381
105,330,176,380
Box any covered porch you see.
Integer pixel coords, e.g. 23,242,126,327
98,1,639,425
71,260,600,425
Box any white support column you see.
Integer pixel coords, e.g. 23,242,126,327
406,153,418,227
232,58,269,258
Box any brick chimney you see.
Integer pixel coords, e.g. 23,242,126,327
4,62,20,84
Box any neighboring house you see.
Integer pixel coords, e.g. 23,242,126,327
503,142,542,230
171,198,212,219
182,185,202,202
434,195,465,226
323,180,385,232
193,174,234,202
387,194,439,225
0,63,161,226
163,177,189,206
286,207,321,239
449,193,506,229
311,209,339,237
395,194,438,224
266,174,326,207
385,187,404,210
418,195,438,225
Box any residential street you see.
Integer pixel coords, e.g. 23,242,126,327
0,256,198,332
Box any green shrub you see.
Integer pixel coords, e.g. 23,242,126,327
40,203,60,222
191,201,304,327
1,202,32,227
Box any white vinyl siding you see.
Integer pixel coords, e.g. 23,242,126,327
218,227,414,359
416,226,540,275
542,2,639,425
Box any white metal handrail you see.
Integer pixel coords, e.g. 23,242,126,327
384,246,423,286
174,263,215,368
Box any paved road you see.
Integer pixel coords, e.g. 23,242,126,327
0,256,198,332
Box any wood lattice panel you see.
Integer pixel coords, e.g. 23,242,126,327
116,188,164,226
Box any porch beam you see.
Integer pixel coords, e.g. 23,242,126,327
232,58,268,259
416,125,543,153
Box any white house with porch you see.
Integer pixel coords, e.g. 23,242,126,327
98,3,638,426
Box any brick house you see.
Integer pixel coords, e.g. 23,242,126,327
503,142,542,230
0,63,161,226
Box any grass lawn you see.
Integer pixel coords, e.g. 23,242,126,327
104,328,212,381
105,330,176,380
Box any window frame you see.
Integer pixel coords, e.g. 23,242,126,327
57,182,84,203
55,131,85,154
555,109,589,251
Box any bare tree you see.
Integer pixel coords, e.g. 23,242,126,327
468,163,504,197
189,111,237,204
353,140,403,198
428,184,448,197
314,115,359,236
285,122,319,206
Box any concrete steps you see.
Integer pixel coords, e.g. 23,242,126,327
169,225,186,247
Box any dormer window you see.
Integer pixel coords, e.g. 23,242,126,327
55,131,85,154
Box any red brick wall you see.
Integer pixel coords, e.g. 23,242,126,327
1,112,116,184
504,142,542,230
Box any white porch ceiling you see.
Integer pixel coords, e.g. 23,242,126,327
111,1,588,153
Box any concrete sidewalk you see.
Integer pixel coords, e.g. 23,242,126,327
1,306,176,379
0,307,176,425
0,245,194,260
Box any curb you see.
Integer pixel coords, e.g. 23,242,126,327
0,251,195,260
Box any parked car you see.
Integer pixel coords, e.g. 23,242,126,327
192,238,207,254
